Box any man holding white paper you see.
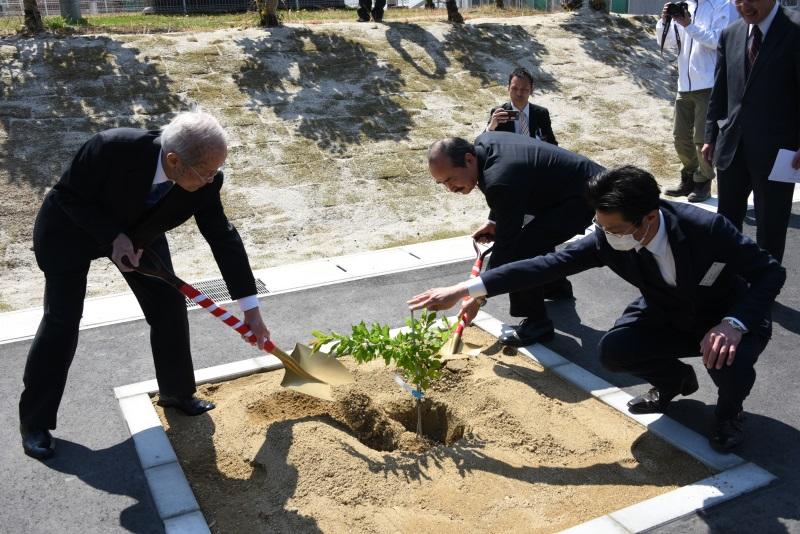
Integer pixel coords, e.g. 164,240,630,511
702,0,800,263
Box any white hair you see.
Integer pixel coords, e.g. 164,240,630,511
161,111,227,166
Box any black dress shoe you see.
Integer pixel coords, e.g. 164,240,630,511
157,395,215,416
21,426,55,460
498,318,555,347
710,412,745,452
542,279,574,301
627,370,699,414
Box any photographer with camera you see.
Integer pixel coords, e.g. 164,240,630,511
486,67,558,146
656,0,737,202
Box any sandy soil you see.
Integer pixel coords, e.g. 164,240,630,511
0,11,681,312
156,327,711,533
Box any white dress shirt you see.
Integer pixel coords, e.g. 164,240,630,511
749,0,780,42
151,151,259,313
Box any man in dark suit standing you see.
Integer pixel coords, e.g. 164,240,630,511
702,0,800,263
19,112,271,460
487,67,558,146
427,133,603,347
410,166,785,451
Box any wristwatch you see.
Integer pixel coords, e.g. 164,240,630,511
723,317,748,333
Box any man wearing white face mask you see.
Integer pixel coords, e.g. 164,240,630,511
409,165,785,452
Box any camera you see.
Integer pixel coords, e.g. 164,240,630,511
505,109,519,121
665,1,688,16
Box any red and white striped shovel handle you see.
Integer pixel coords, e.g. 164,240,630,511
454,241,493,335
178,282,277,353
126,250,277,354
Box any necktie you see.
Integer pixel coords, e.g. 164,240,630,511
637,247,666,286
145,181,174,208
747,25,762,76
518,110,530,137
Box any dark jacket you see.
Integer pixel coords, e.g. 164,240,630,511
481,200,785,336
475,131,604,262
488,101,558,146
705,7,800,174
34,128,256,299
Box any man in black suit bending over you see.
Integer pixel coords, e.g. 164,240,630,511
410,166,785,451
702,0,800,263
487,67,558,146
427,133,603,348
20,112,271,460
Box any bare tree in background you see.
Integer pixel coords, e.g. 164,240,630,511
23,0,44,32
256,0,280,26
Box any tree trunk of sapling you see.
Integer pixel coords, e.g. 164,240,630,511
416,397,423,438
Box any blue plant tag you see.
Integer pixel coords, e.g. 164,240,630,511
394,375,424,399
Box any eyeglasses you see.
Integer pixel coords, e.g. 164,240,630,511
188,164,224,182
592,216,639,238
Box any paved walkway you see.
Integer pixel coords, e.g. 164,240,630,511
1,203,798,533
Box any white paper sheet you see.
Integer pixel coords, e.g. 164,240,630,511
767,149,800,183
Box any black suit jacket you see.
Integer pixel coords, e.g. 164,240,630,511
34,128,257,299
488,102,558,146
705,7,800,174
475,131,604,262
481,200,785,336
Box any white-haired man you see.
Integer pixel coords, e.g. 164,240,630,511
19,112,270,460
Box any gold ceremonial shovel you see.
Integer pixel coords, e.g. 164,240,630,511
126,249,352,401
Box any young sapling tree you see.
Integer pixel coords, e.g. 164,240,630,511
311,310,451,438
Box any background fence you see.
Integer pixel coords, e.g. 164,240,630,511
0,0,795,18
0,0,563,16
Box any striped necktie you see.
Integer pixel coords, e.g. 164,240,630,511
518,110,530,136
747,25,762,76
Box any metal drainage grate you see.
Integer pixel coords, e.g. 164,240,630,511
184,278,269,308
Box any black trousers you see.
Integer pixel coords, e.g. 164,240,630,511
487,197,593,321
598,317,768,420
19,234,197,431
357,0,385,20
717,147,794,263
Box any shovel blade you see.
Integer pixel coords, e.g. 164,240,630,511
288,343,353,386
440,332,463,357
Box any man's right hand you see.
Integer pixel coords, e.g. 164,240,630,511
408,283,470,312
488,109,512,131
112,233,143,272
472,221,496,244
701,143,715,165
661,2,670,22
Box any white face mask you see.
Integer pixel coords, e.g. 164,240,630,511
605,232,640,251
600,220,651,251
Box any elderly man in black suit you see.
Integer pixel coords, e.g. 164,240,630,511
410,165,785,451
427,133,603,348
20,112,271,460
702,0,800,263
487,67,558,146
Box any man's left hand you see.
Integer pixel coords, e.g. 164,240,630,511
243,307,271,350
700,321,742,370
792,148,800,170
